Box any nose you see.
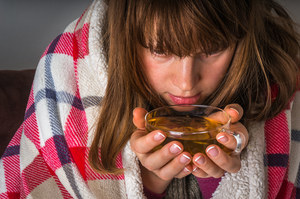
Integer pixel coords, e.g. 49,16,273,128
172,57,199,92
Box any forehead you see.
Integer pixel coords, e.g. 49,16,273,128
134,1,234,57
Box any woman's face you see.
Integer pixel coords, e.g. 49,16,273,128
139,46,236,105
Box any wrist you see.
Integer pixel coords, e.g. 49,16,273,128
140,164,171,194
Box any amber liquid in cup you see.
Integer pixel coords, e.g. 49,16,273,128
145,105,232,155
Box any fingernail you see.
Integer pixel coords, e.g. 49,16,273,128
230,107,239,116
195,155,205,165
154,132,165,141
170,144,182,154
184,167,191,172
180,154,191,164
206,146,219,157
193,167,198,172
217,135,228,143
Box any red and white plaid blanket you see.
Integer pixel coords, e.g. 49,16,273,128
1,0,299,198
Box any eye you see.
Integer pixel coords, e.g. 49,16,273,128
149,49,173,60
151,50,168,57
196,50,223,59
209,51,223,56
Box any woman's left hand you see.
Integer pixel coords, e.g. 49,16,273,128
192,104,249,178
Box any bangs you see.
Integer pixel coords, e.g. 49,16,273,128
134,0,240,57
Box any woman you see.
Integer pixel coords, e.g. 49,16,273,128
1,0,299,198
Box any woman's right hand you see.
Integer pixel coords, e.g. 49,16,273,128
130,107,193,194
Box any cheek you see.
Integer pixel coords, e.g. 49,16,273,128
141,49,178,93
142,59,168,92
211,51,233,83
147,68,172,93
203,71,224,92
202,62,230,91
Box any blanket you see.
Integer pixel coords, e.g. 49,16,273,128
1,0,300,198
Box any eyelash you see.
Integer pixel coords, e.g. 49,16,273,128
150,50,171,58
150,48,223,58
151,49,166,54
198,50,222,58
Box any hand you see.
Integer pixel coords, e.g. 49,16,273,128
130,108,193,194
192,104,249,178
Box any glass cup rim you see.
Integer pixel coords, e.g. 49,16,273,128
145,104,231,135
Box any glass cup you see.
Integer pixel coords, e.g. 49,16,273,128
145,105,231,155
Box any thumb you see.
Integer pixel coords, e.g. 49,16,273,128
133,107,148,129
224,104,244,123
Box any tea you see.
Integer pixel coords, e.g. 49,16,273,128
146,115,232,155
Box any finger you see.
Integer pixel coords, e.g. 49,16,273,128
133,107,148,129
130,129,166,154
192,166,209,178
216,123,249,150
156,152,192,181
174,163,194,179
192,152,225,178
141,141,184,171
224,104,243,123
205,145,241,173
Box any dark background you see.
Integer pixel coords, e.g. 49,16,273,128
0,0,92,70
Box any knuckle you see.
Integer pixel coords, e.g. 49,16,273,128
218,161,228,169
159,173,171,181
215,155,230,168
130,132,141,150
175,171,189,179
142,159,156,171
130,141,137,152
230,164,241,173
212,171,225,178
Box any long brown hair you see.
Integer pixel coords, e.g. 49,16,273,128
89,0,300,174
